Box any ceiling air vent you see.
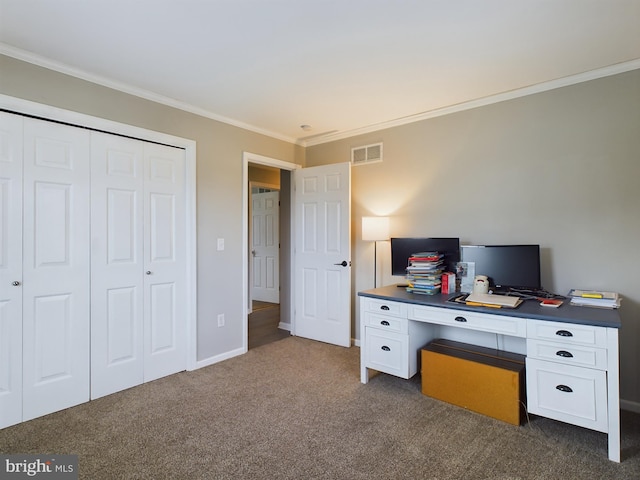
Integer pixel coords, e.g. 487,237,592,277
351,142,383,166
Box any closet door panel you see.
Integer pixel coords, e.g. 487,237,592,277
0,112,24,429
90,133,144,399
22,118,90,421
32,294,73,378
144,143,186,382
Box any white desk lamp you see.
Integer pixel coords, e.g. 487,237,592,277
362,216,389,288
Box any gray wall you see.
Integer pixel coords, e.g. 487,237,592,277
306,69,640,409
0,54,304,363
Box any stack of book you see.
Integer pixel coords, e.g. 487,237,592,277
568,289,621,309
405,251,444,295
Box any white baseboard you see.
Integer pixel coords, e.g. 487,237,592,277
278,322,291,331
191,346,245,370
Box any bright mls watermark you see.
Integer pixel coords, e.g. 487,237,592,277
1,455,78,479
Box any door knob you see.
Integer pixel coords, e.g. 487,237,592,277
333,261,349,267
146,271,152,275
12,280,21,286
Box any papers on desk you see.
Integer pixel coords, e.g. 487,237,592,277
568,289,621,309
465,293,522,309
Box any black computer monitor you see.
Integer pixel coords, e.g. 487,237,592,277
460,244,541,291
390,238,460,276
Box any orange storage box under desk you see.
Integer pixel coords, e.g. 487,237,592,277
421,339,526,426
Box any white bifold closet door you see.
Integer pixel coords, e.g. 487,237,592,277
0,111,188,429
23,118,91,421
0,112,25,428
0,114,92,425
90,133,186,399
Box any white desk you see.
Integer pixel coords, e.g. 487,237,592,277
358,286,622,462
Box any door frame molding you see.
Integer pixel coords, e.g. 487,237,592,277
242,152,299,352
0,94,198,371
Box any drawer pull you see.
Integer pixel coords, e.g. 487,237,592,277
380,320,390,326
381,346,391,352
454,316,467,323
555,330,573,337
556,384,573,393
380,305,390,311
556,350,574,358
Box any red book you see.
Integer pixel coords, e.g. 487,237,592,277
441,272,456,294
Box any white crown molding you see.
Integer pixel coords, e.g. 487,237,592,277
3,43,638,148
0,43,297,145
302,58,640,147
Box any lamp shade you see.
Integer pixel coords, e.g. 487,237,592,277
362,216,389,242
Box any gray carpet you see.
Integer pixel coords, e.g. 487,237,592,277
1,337,638,479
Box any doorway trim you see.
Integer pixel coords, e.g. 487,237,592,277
0,93,198,371
242,152,299,352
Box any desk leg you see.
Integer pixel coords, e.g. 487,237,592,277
360,344,370,384
607,328,620,462
361,366,370,384
359,300,369,384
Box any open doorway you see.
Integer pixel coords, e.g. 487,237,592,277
244,155,297,350
243,153,352,351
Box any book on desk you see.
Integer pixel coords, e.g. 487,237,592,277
454,292,523,309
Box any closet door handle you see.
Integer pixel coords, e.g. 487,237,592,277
12,280,21,286
146,271,152,275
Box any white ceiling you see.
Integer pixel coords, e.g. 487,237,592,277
1,0,639,145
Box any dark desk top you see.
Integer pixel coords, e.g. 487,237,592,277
358,285,621,329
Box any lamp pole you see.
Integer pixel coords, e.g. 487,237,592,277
362,216,389,289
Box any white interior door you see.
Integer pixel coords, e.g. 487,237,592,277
90,133,145,399
0,112,24,428
21,117,91,421
293,162,351,347
251,190,280,303
143,143,187,382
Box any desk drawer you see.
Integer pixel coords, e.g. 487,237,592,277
527,339,607,370
364,328,409,379
526,358,608,433
363,311,407,334
362,298,407,318
526,319,607,347
409,305,526,338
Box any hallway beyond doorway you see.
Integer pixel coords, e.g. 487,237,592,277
249,301,289,349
